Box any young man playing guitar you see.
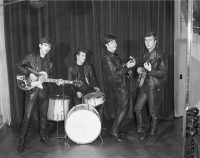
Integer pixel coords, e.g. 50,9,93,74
133,32,167,144
16,37,62,153
102,35,136,141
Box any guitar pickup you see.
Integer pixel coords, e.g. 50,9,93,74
16,75,25,81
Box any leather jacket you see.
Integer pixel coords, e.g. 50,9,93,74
102,50,129,89
16,51,53,92
17,51,53,76
140,48,167,89
102,50,130,119
67,63,97,95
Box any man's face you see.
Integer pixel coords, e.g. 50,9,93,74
145,35,156,51
76,52,86,65
106,40,117,52
39,43,51,57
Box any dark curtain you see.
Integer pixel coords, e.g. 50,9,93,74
4,0,174,125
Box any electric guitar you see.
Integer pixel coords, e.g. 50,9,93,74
137,51,156,87
16,68,83,91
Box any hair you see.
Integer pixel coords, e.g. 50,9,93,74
103,34,117,44
39,37,53,46
144,31,157,41
75,48,88,56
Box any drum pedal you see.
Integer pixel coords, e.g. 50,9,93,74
98,134,104,144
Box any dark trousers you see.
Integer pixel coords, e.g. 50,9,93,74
19,89,49,141
109,87,128,136
134,86,160,134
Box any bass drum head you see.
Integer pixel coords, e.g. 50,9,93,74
65,104,101,144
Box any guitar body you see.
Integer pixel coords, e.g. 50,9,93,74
16,74,33,90
137,51,157,88
16,71,48,91
138,69,147,88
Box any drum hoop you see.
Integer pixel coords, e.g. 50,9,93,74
83,92,105,99
49,95,71,100
67,104,99,118
65,104,101,144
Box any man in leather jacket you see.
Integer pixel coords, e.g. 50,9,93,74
102,35,136,141
134,31,167,143
16,37,62,153
67,48,100,106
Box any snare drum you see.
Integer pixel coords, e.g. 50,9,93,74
83,92,105,107
47,95,70,121
65,104,101,144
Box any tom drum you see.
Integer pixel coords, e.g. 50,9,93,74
47,95,70,121
83,92,105,107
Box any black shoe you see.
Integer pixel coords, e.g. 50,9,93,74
137,132,145,140
110,133,126,142
40,135,48,144
119,133,127,140
17,138,25,153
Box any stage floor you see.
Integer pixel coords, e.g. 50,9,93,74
0,117,183,158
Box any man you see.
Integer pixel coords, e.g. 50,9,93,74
67,48,100,106
134,31,167,143
16,37,62,153
102,35,136,141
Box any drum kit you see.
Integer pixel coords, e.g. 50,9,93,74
47,91,105,144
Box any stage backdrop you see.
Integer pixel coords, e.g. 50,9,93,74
4,0,174,125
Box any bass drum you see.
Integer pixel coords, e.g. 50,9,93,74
65,104,101,144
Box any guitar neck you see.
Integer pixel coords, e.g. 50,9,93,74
44,79,73,84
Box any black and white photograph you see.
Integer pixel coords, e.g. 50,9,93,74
0,0,198,158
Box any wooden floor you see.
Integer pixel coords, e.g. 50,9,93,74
0,117,183,158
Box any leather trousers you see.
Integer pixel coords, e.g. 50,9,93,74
134,86,159,134
110,85,128,136
111,104,128,136
18,89,49,145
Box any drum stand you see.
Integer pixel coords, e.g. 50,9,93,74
55,84,69,147
98,133,104,145
95,103,104,144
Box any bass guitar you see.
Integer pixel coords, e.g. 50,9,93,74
16,68,83,91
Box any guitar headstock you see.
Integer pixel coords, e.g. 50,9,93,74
73,80,83,87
